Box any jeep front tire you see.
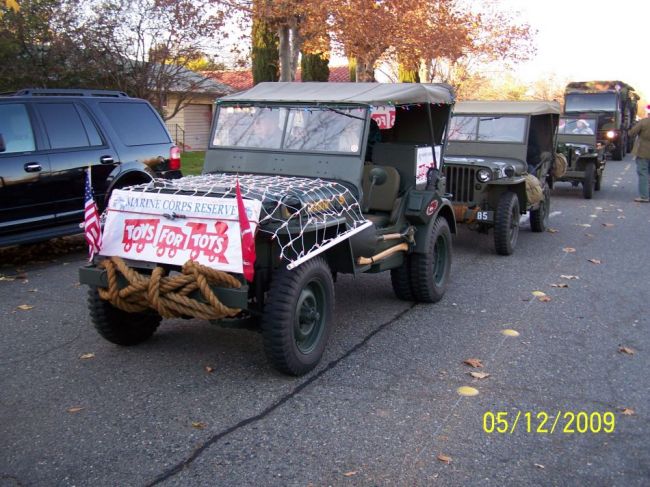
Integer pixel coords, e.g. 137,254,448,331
262,257,334,376
494,192,520,255
408,216,452,303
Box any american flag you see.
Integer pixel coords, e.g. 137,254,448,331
84,168,102,260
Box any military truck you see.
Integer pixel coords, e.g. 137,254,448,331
444,101,560,255
563,81,639,161
78,82,457,376
555,115,606,199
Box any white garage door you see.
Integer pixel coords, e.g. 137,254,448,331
183,104,212,151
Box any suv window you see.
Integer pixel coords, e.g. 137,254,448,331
37,103,99,149
0,104,36,153
100,102,171,146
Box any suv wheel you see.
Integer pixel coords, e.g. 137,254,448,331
494,192,520,255
88,288,161,345
582,162,595,199
409,216,451,303
262,257,334,376
530,185,550,233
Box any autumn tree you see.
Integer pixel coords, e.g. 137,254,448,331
252,16,279,84
81,0,227,119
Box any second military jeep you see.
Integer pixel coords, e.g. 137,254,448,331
555,115,605,199
444,101,560,255
79,82,457,376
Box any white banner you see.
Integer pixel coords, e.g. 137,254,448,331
100,189,262,273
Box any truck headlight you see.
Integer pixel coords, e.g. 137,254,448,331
476,168,491,183
606,130,616,139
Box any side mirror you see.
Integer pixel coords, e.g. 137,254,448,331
0,133,6,153
368,166,387,186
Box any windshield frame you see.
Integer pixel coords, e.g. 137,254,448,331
210,102,369,155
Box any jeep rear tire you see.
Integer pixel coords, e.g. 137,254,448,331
582,162,595,199
262,257,334,376
613,140,624,161
391,255,415,301
88,288,161,345
494,192,519,255
409,217,451,303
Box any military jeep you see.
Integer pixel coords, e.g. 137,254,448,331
444,101,560,255
555,115,605,199
78,82,457,376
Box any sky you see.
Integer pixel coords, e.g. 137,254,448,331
499,0,650,101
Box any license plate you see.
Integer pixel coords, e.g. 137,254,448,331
475,210,493,221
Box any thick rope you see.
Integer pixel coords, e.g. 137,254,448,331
97,256,242,320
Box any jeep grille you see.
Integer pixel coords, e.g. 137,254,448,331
444,165,476,203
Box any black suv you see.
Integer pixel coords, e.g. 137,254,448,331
0,89,182,247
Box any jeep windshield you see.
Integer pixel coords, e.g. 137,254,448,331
558,117,596,135
565,93,617,112
212,105,366,154
448,115,526,143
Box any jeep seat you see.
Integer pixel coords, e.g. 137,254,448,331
362,165,400,227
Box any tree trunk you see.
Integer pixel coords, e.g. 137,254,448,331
289,21,301,81
251,18,279,84
348,57,356,82
398,64,420,83
278,25,291,81
355,58,375,82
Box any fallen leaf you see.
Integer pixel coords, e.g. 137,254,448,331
563,247,576,253
538,295,552,302
469,371,490,379
618,346,635,355
204,366,214,373
577,223,591,228
463,358,483,368
602,223,614,228
79,353,95,360
560,275,579,280
437,454,452,464
457,386,479,396
587,259,602,264
550,283,568,288
585,233,595,237
343,471,358,477
620,408,635,416
67,407,84,413
16,304,33,310
501,329,520,337
616,209,623,212
617,215,626,220
28,288,38,292
532,290,547,297
0,275,16,281
191,421,206,429
534,463,545,469
546,228,559,233
589,214,598,218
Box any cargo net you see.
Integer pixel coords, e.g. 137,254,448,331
119,173,369,265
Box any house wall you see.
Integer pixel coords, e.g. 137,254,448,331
164,94,217,151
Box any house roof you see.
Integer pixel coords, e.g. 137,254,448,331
220,82,455,105
203,65,352,93
162,65,234,95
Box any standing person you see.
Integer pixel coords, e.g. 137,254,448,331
629,105,650,202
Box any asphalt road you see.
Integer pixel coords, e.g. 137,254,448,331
1,156,649,487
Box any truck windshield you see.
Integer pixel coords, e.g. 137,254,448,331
449,115,526,143
565,93,617,112
212,106,365,153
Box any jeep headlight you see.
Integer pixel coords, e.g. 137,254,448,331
476,168,491,183
606,130,616,139
504,165,515,177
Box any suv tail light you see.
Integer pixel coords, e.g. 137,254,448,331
169,146,181,170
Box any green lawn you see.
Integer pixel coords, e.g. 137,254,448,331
181,151,205,176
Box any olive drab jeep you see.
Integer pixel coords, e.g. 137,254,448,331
555,115,606,199
79,82,457,376
443,101,560,255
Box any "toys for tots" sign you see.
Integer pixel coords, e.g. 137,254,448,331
100,189,262,273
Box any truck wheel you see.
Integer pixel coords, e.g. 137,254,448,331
390,255,415,301
88,288,161,345
409,217,451,303
612,141,624,161
262,257,334,376
494,192,519,255
530,186,550,233
582,162,595,199
595,170,602,191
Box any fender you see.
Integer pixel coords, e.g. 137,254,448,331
104,162,156,207
413,198,456,254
